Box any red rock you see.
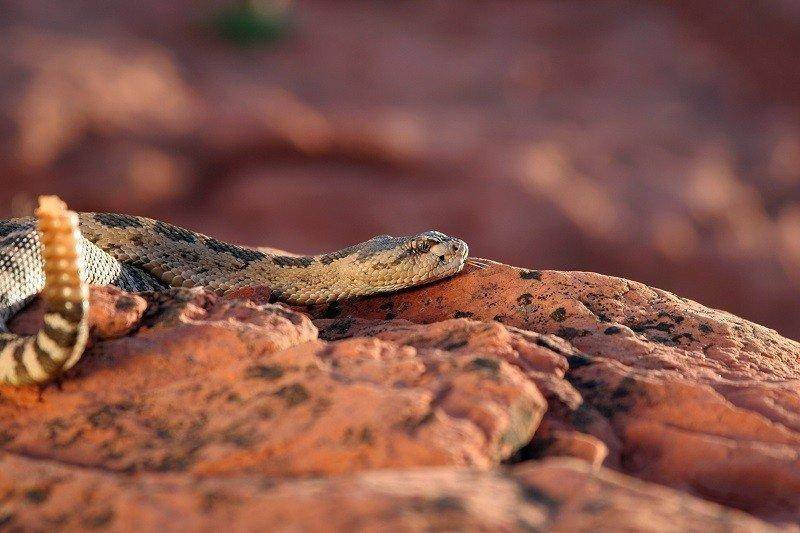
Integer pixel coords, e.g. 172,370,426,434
3,286,544,476
0,454,779,532
3,256,799,526
0,258,798,526
314,315,604,467
316,317,570,377
307,261,800,523
10,285,148,340
529,429,609,468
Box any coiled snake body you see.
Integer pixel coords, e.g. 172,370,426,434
0,197,469,386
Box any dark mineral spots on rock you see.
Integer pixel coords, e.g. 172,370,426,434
517,293,534,306
273,383,311,407
244,364,285,381
114,295,139,312
555,327,588,341
0,260,798,528
466,357,502,374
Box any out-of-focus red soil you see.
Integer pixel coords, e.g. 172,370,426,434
1,1,799,340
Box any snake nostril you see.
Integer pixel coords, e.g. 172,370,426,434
438,255,446,263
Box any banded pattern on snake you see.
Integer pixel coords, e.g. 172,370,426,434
0,196,470,386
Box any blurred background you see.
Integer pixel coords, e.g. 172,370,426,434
1,1,799,338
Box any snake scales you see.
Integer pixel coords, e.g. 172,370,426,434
0,196,470,386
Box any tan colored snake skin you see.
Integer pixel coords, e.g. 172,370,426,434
0,196,470,386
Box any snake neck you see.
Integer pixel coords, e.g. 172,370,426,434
247,256,349,304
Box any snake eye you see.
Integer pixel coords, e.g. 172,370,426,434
410,239,432,253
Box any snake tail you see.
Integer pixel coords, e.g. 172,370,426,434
0,196,89,386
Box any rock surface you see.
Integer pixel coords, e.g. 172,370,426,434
312,261,800,525
0,261,798,529
5,287,542,475
0,455,776,532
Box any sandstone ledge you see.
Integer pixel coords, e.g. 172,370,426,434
2,261,799,529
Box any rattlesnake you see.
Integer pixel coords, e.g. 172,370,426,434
0,196,472,386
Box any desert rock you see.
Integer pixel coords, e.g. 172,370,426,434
0,455,779,532
308,261,800,524
3,286,544,476
0,261,798,527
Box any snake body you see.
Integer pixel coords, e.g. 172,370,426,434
0,196,468,386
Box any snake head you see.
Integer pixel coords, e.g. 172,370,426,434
404,230,468,278
352,230,469,294
277,230,469,304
